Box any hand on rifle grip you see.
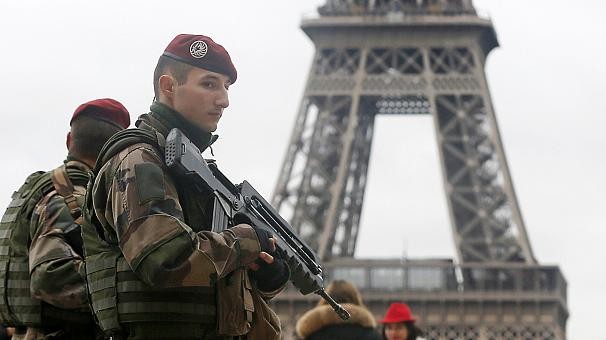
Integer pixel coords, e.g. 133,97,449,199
234,212,277,256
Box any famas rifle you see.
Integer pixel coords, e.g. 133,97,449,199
164,128,350,320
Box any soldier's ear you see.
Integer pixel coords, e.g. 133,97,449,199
66,132,72,151
159,75,175,99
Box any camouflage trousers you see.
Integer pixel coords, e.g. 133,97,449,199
12,327,99,340
11,328,49,340
107,323,245,340
108,333,244,340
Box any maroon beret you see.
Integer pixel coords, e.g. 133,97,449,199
162,34,237,83
70,98,130,129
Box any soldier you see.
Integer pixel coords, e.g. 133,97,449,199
83,34,290,340
0,98,130,340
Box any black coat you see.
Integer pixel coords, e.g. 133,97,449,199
306,323,382,340
296,303,382,340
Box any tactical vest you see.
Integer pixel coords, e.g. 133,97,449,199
82,129,217,337
0,165,90,327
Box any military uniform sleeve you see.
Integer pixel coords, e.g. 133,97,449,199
98,144,261,288
29,192,88,309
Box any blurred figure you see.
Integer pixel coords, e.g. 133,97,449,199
379,302,424,340
296,280,381,340
0,325,13,340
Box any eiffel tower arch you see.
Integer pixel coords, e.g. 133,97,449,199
271,1,567,339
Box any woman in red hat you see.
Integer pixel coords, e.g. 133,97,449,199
379,302,424,340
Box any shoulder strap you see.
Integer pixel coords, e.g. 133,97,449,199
85,128,165,245
50,165,89,224
93,128,164,176
20,172,56,214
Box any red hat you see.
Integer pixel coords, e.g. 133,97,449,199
379,302,415,323
70,98,130,129
162,34,237,83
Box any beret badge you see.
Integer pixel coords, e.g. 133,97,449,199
190,41,208,59
163,34,237,82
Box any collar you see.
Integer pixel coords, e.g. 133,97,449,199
296,303,377,338
64,155,93,172
136,101,219,153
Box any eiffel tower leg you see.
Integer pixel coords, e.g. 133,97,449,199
270,2,566,338
427,45,535,263
272,48,374,260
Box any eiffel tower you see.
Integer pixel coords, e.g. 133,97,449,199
270,1,568,339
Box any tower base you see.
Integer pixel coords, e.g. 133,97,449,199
273,258,567,340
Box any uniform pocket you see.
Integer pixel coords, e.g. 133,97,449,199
246,285,281,340
216,268,253,336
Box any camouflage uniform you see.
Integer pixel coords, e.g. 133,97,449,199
2,159,97,340
29,160,90,310
85,102,285,339
26,159,97,340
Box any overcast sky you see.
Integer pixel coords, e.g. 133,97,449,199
0,1,604,338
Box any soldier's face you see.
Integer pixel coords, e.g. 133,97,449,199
172,67,230,132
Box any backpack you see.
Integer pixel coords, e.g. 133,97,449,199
0,165,88,327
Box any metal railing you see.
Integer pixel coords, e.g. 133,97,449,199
314,258,567,299
317,0,477,17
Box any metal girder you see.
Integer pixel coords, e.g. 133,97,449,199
317,0,476,16
272,1,535,264
270,3,566,339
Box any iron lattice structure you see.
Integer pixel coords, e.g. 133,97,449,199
270,1,567,339
273,259,568,340
272,0,535,264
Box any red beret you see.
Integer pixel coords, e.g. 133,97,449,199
162,34,237,83
70,98,130,129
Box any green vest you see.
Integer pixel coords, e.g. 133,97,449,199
0,166,90,328
82,128,217,338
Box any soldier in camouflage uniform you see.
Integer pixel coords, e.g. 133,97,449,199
1,99,130,340
84,34,289,340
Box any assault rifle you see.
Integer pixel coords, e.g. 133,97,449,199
164,128,350,321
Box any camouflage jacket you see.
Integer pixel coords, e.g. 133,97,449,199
28,158,90,311
88,102,283,338
91,104,262,287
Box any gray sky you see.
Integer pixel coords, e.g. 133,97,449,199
0,0,604,338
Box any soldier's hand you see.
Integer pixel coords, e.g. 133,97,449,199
248,238,276,271
249,236,290,292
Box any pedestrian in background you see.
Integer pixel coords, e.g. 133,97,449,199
379,302,425,340
296,280,381,340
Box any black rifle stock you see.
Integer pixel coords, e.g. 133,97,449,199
164,128,350,320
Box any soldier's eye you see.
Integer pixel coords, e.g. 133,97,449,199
202,81,215,89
